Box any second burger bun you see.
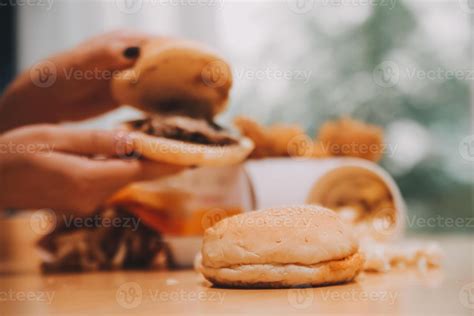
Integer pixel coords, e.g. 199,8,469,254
112,39,232,119
128,131,255,167
198,205,364,288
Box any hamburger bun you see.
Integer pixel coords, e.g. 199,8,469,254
129,130,254,166
112,39,232,119
198,205,364,288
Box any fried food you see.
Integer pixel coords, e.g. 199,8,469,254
234,116,383,161
316,117,384,162
234,116,310,158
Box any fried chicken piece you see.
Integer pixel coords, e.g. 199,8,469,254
234,116,275,158
234,116,309,158
316,117,384,162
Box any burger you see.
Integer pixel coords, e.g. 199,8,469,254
197,205,364,288
112,40,254,166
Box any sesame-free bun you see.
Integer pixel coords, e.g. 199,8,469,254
130,131,255,167
198,205,364,288
112,40,232,119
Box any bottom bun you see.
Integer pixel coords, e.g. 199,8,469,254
132,132,255,166
199,251,364,289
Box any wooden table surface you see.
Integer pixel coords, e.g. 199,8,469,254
1,235,473,316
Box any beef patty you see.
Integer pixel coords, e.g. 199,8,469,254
126,115,238,146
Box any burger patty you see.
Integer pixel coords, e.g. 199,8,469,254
126,115,238,146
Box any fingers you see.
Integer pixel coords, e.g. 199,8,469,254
2,125,136,157
76,30,154,71
36,152,185,214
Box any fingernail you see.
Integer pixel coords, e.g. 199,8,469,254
123,46,140,59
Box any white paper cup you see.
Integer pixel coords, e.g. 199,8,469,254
244,157,406,240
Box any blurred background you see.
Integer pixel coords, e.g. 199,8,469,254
1,0,473,233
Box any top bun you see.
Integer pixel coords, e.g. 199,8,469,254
201,205,358,269
112,40,232,119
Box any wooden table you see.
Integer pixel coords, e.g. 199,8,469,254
1,235,473,315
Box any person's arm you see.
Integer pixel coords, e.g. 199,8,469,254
0,31,151,133
0,124,183,215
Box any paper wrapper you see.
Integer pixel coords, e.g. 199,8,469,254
244,157,406,241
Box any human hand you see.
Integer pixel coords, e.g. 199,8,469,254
0,124,183,215
0,31,169,132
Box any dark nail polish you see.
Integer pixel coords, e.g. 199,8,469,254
123,46,140,59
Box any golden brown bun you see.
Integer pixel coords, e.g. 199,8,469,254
112,40,232,118
199,205,363,288
199,252,364,289
130,131,254,167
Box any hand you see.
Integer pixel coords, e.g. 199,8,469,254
0,31,158,133
0,125,184,215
